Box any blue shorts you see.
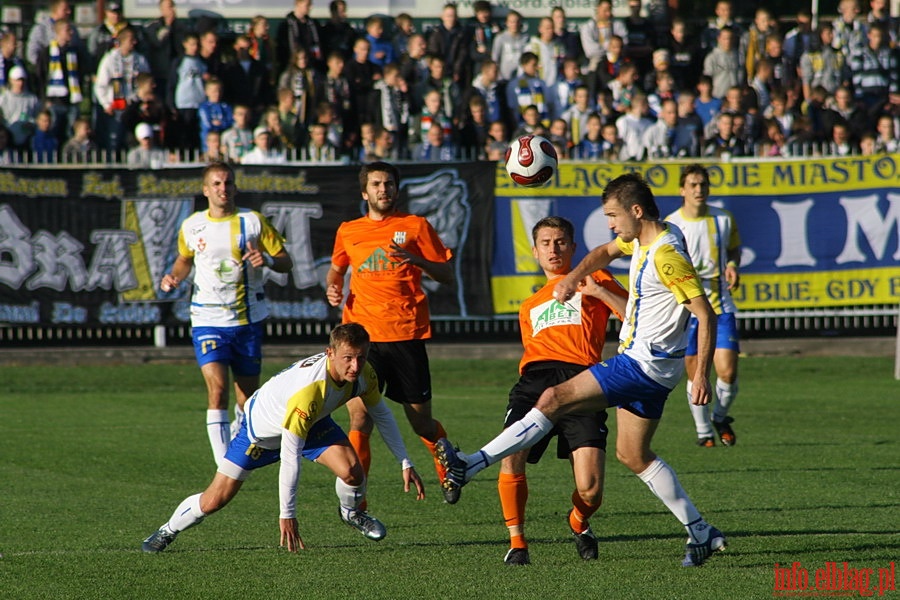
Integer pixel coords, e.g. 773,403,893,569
223,415,347,471
192,323,264,376
587,354,671,420
685,312,740,356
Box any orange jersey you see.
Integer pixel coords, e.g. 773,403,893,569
331,213,452,342
518,269,627,374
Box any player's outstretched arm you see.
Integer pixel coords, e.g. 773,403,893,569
555,241,622,303
279,517,306,552
368,399,426,500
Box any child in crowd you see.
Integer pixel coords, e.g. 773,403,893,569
574,112,605,159
31,109,59,162
198,77,233,153
221,104,253,163
167,32,206,151
62,116,97,160
278,48,318,126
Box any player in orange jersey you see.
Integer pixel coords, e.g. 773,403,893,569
326,162,456,502
497,216,627,565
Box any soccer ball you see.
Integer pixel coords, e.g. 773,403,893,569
505,135,558,187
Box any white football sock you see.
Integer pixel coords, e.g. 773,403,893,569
687,380,714,438
165,493,205,533
637,458,708,542
713,378,738,422
207,409,230,466
467,408,553,478
336,477,366,516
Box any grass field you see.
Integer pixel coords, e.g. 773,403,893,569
1,355,898,600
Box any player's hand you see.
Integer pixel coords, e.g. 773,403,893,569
403,466,426,500
690,375,712,406
552,274,578,304
389,242,421,267
326,283,343,307
725,264,740,291
160,273,180,292
242,239,267,268
578,274,602,298
279,517,306,552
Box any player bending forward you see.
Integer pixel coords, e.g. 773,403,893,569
437,173,727,567
142,323,424,553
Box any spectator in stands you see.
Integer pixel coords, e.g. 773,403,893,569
742,7,777,82
0,124,12,164
466,1,499,87
318,52,354,150
277,0,323,75
30,109,58,162
561,85,593,145
703,26,743,99
608,62,640,114
399,34,429,110
322,0,356,61
35,19,84,143
526,17,564,89
574,111,605,158
126,121,167,167
829,121,858,155
204,130,224,162
849,24,897,117
198,77,233,153
365,16,395,68
547,117,571,158
512,104,547,138
588,34,627,100
413,88,453,147
61,115,96,161
676,90,704,156
222,35,274,120
247,15,276,85
370,63,411,158
142,0,191,96
507,52,550,127
694,75,722,128
242,126,287,164
364,124,398,161
643,48,671,96
122,72,167,148
552,7,583,64
416,122,457,160
765,36,794,93
221,103,253,163
303,121,339,161
315,102,346,155
668,17,700,91
167,32,206,151
701,0,741,53
642,97,686,158
873,113,898,152
418,56,462,124
647,71,677,117
833,0,867,59
800,23,846,101
427,3,467,84
493,10,530,82
88,2,130,72
859,130,878,154
27,0,82,67
764,88,793,138
279,48,319,127
825,86,870,141
343,37,381,127
616,92,652,160
457,95,490,159
704,111,748,157
622,0,656,75
467,59,509,131
357,121,376,160
549,58,585,120
275,88,302,149
866,0,897,44
749,58,774,115
594,87,621,125
93,27,150,153
580,0,627,72
262,106,293,152
1,30,28,92
198,30,223,81
783,9,815,70
392,13,415,63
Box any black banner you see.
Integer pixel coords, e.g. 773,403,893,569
0,163,496,327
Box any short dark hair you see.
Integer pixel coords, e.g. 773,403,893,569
202,161,234,184
679,164,710,187
329,322,370,350
532,216,575,243
358,161,400,194
602,173,659,219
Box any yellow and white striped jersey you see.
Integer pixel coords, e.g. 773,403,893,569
615,225,707,389
665,206,741,314
177,208,285,327
245,352,381,449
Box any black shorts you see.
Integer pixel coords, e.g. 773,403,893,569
505,361,609,463
367,340,432,404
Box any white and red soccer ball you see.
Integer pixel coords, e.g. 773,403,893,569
505,134,558,187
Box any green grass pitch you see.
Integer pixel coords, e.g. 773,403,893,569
1,355,898,599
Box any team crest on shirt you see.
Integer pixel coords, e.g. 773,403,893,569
197,238,206,252
392,231,407,245
530,295,582,336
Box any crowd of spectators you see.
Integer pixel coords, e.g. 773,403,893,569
1,0,900,165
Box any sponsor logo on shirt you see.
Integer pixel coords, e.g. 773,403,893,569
530,295,581,336
393,231,407,245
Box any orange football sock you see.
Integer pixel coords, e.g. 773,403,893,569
420,420,448,481
348,430,371,476
499,472,528,548
570,490,601,534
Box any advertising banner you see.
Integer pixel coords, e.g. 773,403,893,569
0,163,495,327
492,156,900,313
